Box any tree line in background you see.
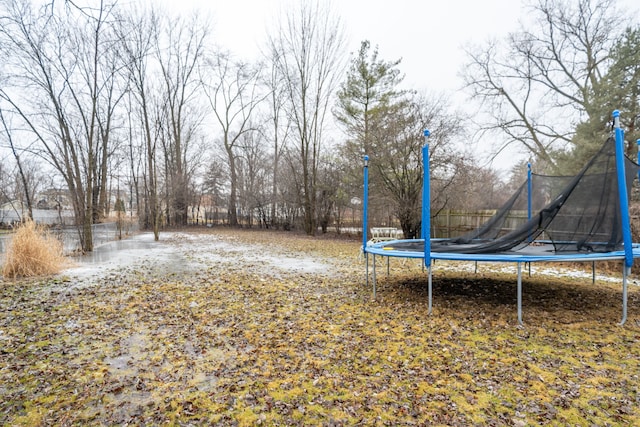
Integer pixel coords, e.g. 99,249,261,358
0,0,638,252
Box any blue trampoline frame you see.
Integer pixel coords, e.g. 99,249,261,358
363,111,639,325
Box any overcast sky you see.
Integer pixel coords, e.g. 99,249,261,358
165,0,639,171
173,0,527,93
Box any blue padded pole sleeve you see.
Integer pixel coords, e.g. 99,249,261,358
613,111,633,269
362,155,369,253
422,130,431,268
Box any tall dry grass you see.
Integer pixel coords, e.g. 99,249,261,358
1,220,68,278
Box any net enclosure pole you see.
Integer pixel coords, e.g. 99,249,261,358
517,262,523,326
422,129,432,313
362,155,370,253
422,130,431,268
613,110,632,326
527,162,533,244
621,267,628,326
527,162,532,221
613,111,633,271
363,155,370,289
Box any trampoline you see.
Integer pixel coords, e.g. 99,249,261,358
362,111,640,325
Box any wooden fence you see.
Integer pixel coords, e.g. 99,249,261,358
431,209,527,239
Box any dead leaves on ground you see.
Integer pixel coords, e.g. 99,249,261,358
1,229,639,426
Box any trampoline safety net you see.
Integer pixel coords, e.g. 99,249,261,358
431,138,640,254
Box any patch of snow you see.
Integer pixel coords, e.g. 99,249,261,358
59,231,335,286
433,260,636,285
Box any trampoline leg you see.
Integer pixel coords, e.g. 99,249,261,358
620,266,629,326
365,252,369,288
517,263,523,326
592,261,596,284
372,254,377,300
387,256,390,277
428,266,433,315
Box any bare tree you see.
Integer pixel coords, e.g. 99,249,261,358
122,90,144,222
93,30,128,224
116,6,162,240
235,125,271,227
0,108,33,220
279,150,304,231
0,0,122,251
316,154,348,234
0,160,10,208
262,60,291,229
156,12,208,226
201,52,265,226
462,0,630,171
370,93,466,238
267,0,346,235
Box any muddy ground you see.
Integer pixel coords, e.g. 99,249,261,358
1,228,639,426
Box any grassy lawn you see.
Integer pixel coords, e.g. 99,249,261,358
1,229,639,426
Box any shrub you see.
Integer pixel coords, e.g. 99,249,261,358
1,220,69,278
